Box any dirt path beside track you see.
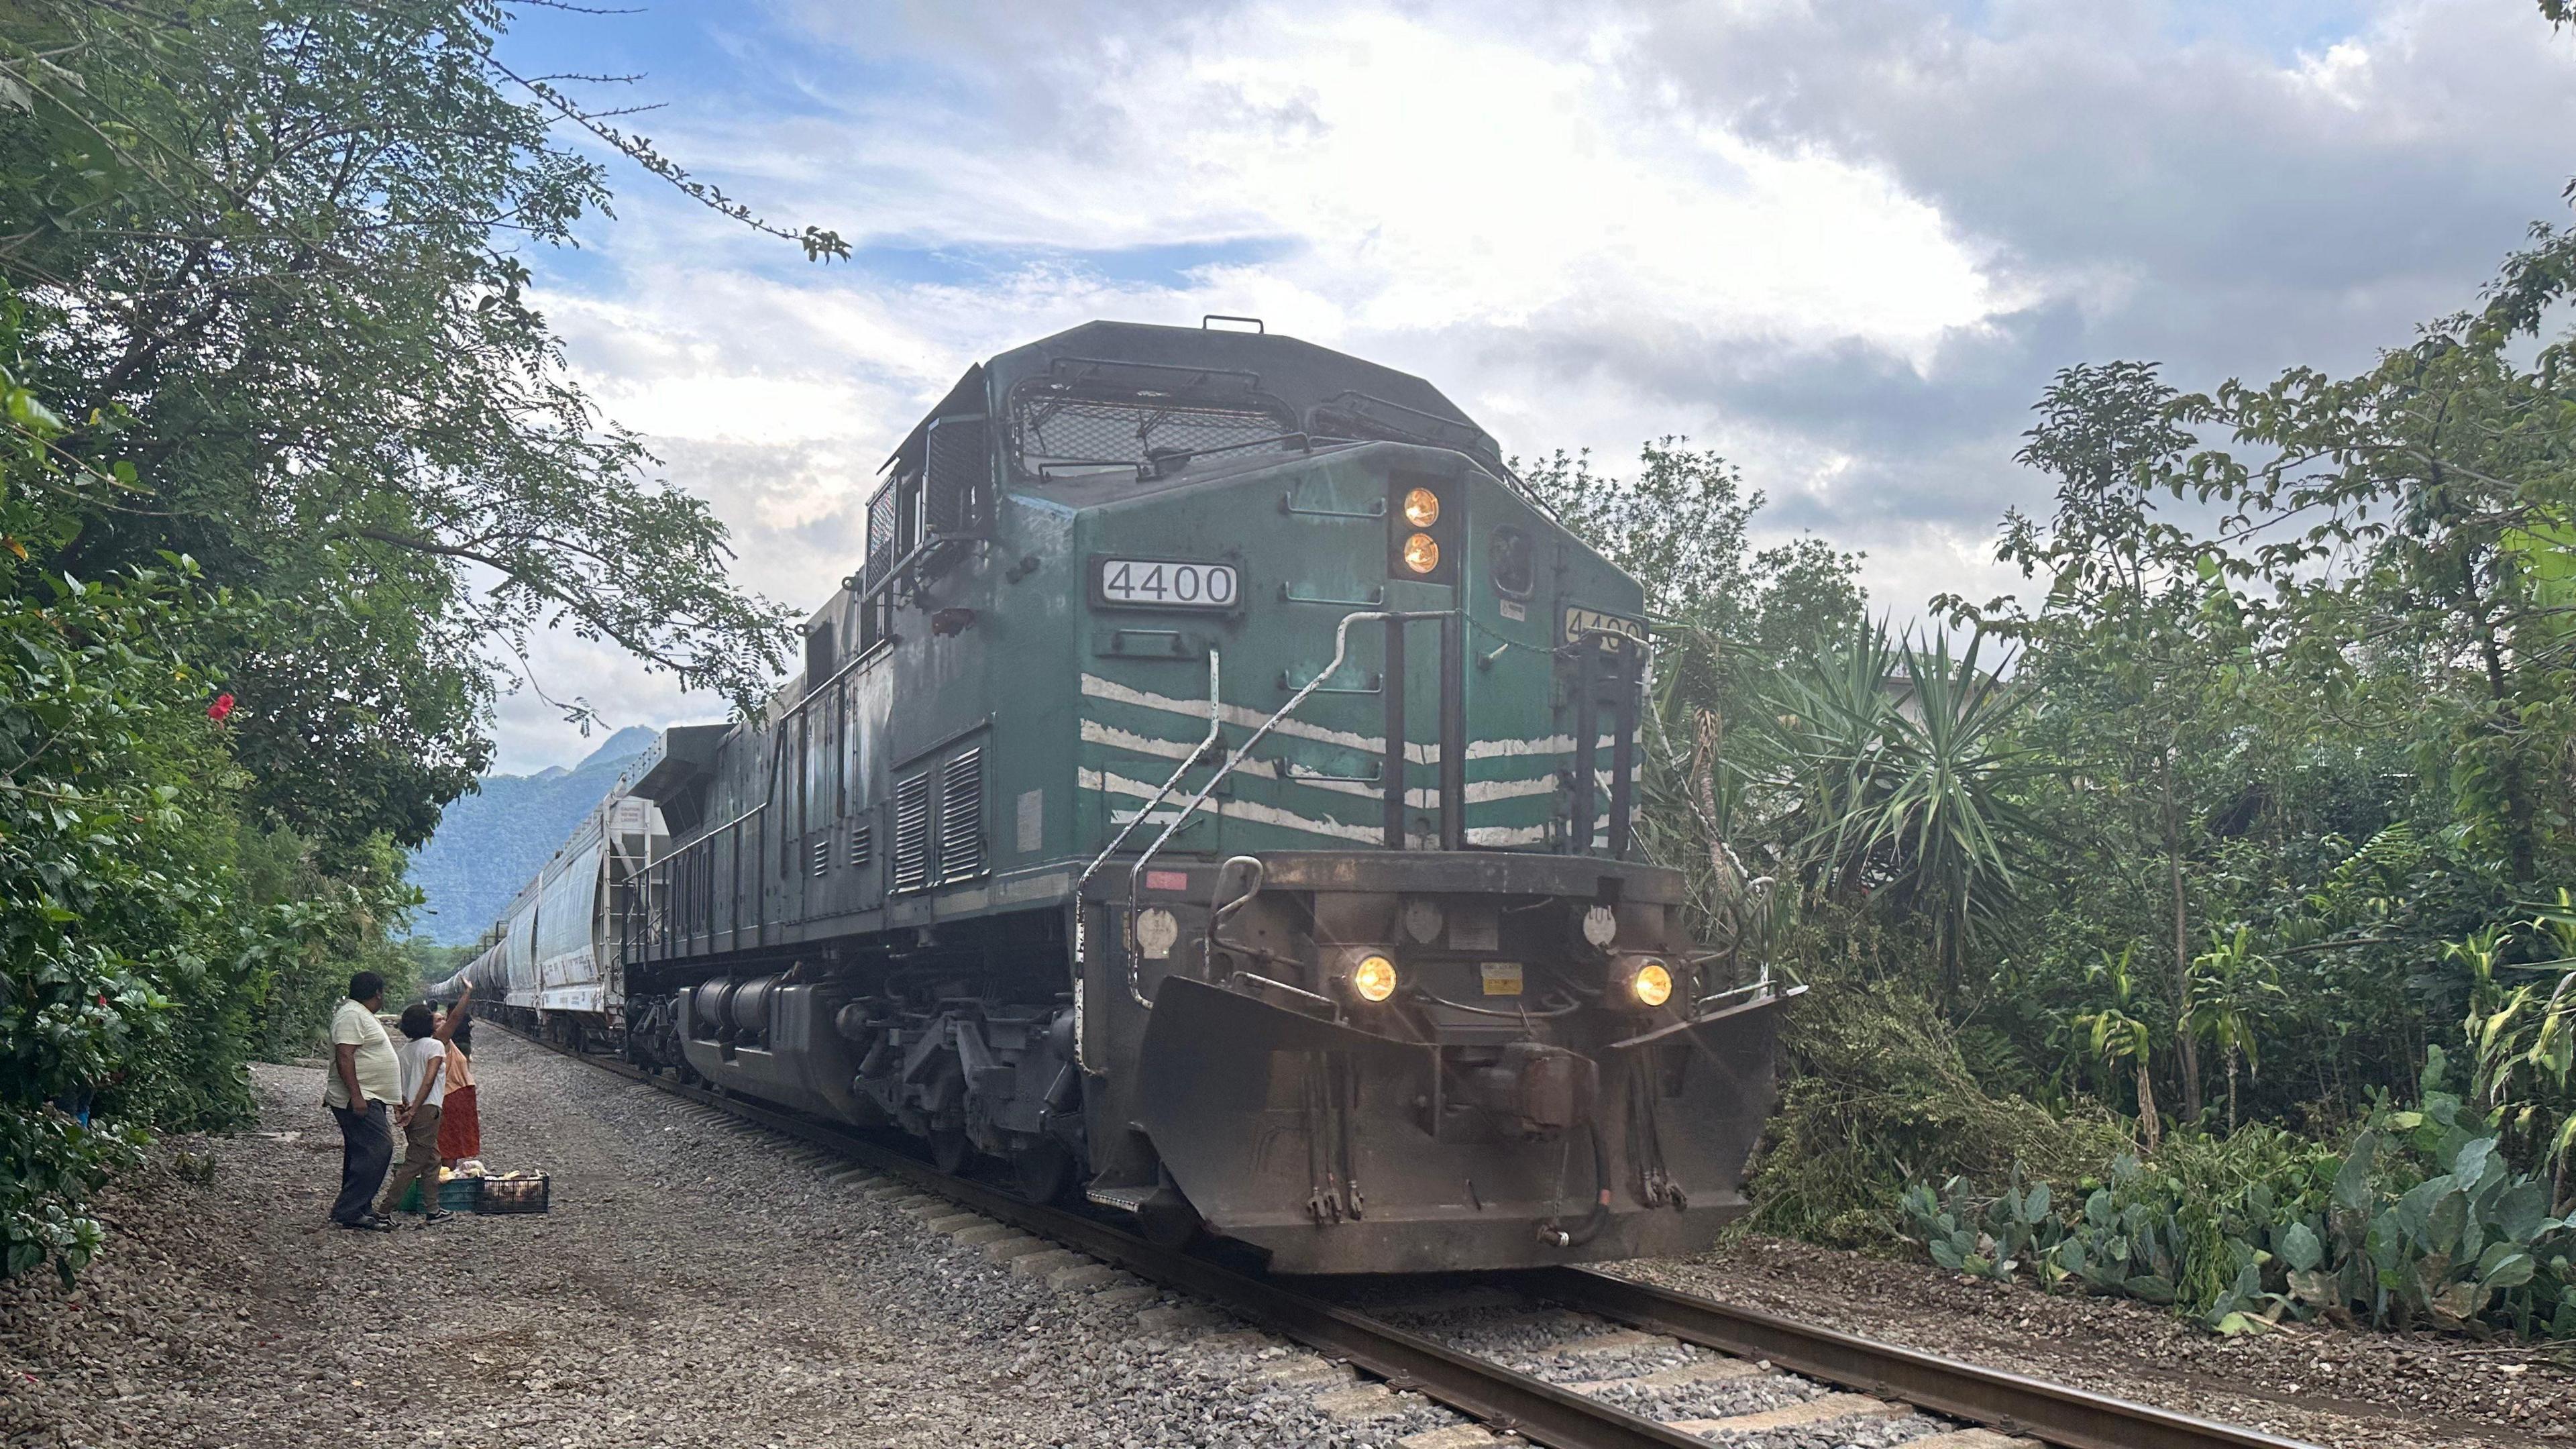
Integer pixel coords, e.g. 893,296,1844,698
1,1035,1332,1448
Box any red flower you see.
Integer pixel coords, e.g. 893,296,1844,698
206,692,234,722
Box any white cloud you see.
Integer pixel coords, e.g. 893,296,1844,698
479,0,2576,772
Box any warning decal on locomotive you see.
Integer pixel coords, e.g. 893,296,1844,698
1093,556,1239,608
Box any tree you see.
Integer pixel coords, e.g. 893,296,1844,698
0,0,843,1283
1736,620,2046,1004
0,0,830,851
1945,362,2233,1121
2185,926,2284,1132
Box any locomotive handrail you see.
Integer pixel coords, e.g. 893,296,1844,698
1122,610,1454,985
1069,649,1226,1033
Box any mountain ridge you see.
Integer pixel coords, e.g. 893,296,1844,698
406,724,660,945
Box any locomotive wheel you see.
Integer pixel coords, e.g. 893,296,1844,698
929,1129,972,1175
1010,1140,1071,1205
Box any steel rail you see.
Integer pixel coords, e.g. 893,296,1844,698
504,1026,2322,1449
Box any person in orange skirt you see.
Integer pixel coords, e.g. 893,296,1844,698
436,979,481,1168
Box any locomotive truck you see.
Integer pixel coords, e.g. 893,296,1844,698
432,319,1790,1274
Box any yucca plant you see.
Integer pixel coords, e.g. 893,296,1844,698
1738,618,2050,1000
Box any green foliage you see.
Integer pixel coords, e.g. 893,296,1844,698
0,0,810,854
1748,979,2127,1246
0,555,225,1285
0,2,830,1285
1570,18,2576,1339
1902,1053,2576,1338
1734,621,2047,999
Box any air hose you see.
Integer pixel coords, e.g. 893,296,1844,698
1536,1120,1612,1248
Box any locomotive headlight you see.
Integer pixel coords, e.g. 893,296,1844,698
1402,486,1442,528
1401,532,1442,574
1628,959,1674,1008
1350,953,1400,1003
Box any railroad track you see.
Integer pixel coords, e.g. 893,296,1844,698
508,1027,2319,1449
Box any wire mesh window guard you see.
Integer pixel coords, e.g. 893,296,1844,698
1010,385,1295,478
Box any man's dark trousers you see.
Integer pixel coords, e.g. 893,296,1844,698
329,1100,392,1223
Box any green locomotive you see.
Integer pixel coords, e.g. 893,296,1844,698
600,319,1787,1273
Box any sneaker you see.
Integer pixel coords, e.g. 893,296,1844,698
421,1209,453,1225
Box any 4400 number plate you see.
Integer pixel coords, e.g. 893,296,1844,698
1091,556,1241,609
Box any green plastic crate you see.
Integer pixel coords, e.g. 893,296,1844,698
394,1174,484,1214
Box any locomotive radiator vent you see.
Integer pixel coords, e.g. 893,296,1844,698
892,773,933,893
938,747,985,882
848,822,873,869
811,838,830,878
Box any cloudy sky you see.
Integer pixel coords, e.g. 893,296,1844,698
483,0,2576,773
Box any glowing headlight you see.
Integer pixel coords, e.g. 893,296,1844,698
1350,954,1400,1002
1402,486,1442,527
1402,532,1442,574
1629,960,1674,1008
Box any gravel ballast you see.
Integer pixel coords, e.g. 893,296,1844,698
0,1035,1481,1448
7,1032,2551,1448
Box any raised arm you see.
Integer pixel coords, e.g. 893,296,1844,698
435,980,473,1042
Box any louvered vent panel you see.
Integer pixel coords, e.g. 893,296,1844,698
848,822,873,868
811,837,830,878
891,774,934,894
938,747,985,883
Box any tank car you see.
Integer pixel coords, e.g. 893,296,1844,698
437,320,1791,1274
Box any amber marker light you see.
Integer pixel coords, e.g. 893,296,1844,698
1402,532,1442,574
1350,954,1400,1002
1629,960,1674,1008
1402,486,1442,527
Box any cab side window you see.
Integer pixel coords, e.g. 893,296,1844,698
1490,526,1534,597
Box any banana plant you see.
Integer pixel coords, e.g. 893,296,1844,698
2076,945,2163,1150
2189,926,2286,1132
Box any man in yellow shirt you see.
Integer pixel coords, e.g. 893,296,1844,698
323,971,400,1230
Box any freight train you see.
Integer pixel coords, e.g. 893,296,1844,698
430,320,1791,1274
